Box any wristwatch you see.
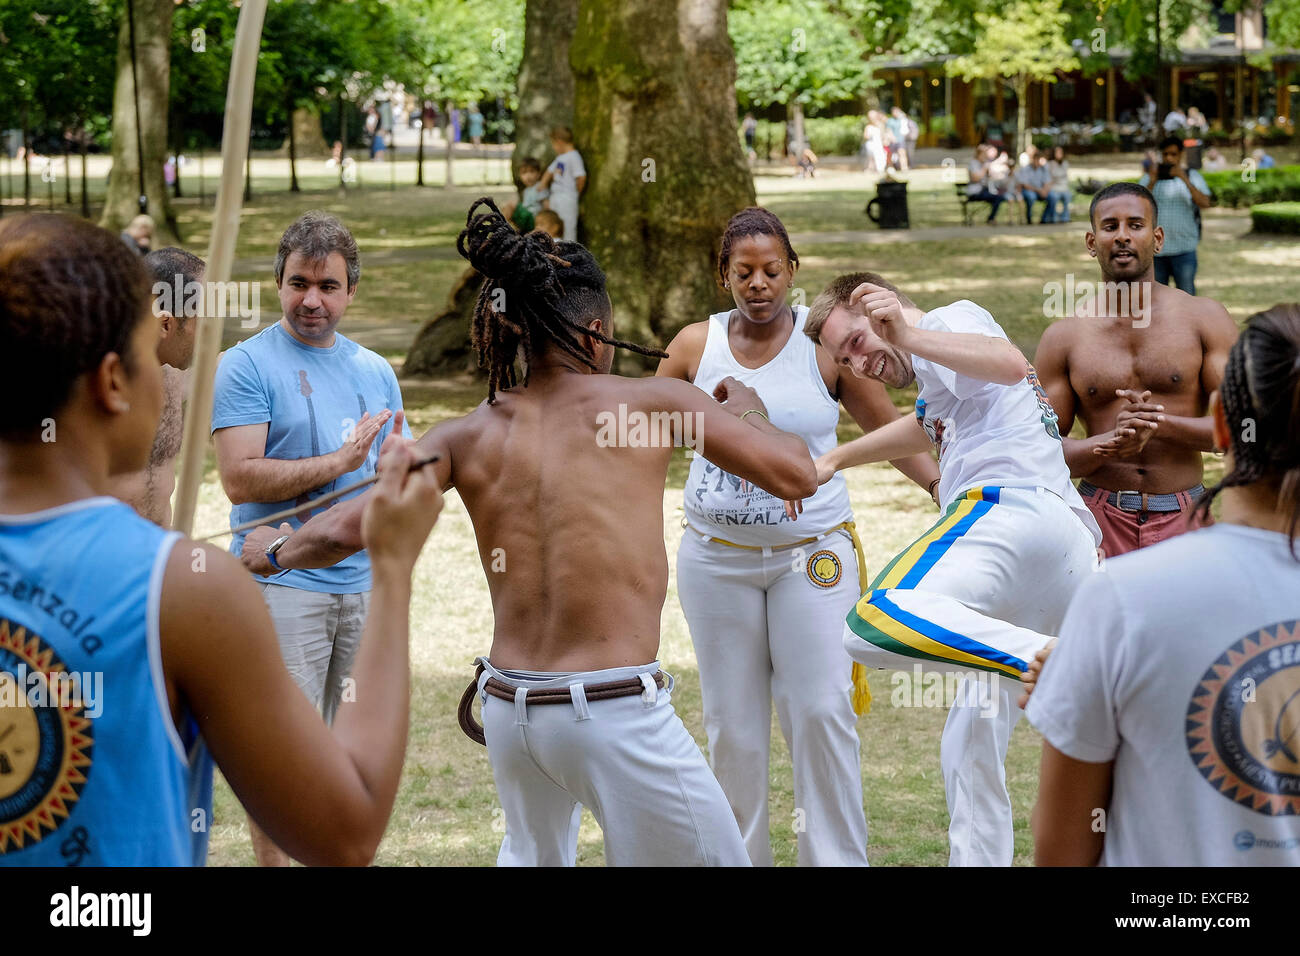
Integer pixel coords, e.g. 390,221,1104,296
265,534,292,571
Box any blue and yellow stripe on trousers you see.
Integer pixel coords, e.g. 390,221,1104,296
846,486,1026,679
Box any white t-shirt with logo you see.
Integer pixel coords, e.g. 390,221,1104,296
1027,524,1300,865
912,301,1100,543
546,149,586,199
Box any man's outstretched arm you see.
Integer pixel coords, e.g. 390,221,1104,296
241,417,456,574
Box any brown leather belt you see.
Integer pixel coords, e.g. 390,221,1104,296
457,662,666,746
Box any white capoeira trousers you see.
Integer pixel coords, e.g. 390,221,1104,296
676,527,869,867
477,658,750,866
841,486,1098,866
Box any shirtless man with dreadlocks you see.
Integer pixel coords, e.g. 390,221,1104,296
239,198,820,866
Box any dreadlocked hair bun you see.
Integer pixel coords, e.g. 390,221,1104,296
458,197,574,289
455,197,667,404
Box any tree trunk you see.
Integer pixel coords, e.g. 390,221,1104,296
1015,74,1029,159
416,101,426,186
101,0,178,243
444,100,455,187
172,108,183,198
1154,0,1165,119
287,93,300,192
513,0,578,187
80,134,90,219
284,106,329,157
789,101,806,159
403,269,488,377
338,96,349,191
23,108,30,206
63,143,72,204
571,0,755,371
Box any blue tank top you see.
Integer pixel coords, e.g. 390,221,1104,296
0,498,213,866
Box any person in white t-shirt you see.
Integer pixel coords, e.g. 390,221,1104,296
538,125,587,242
1025,304,1300,866
802,273,1102,866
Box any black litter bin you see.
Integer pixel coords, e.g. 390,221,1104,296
1184,142,1203,170
866,180,909,229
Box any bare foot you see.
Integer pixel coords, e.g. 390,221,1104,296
1017,638,1058,710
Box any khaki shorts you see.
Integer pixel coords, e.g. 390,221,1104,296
259,583,370,725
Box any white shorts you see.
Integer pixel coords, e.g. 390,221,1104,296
478,657,750,866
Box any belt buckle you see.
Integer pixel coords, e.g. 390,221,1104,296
1114,490,1144,513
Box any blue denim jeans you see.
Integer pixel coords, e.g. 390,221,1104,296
1154,250,1197,295
1045,189,1072,223
1019,189,1043,223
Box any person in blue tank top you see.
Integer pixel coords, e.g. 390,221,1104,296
655,207,940,866
0,214,442,867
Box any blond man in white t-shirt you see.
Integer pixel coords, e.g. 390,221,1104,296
802,272,1101,866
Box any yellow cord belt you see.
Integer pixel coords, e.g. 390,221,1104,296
683,518,873,715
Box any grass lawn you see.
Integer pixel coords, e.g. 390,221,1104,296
121,154,1287,865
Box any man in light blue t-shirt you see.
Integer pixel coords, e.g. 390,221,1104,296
211,211,410,867
1138,135,1212,295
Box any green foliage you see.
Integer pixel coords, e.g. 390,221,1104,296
392,0,523,105
170,0,239,145
0,0,116,135
163,0,523,151
730,0,874,111
828,0,986,59
1249,201,1300,234
742,116,867,157
1264,0,1300,49
803,115,867,154
946,0,1079,87
1077,0,1214,85
1203,166,1300,208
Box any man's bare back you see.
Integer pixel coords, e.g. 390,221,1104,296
251,363,816,673
109,364,186,525
1037,283,1236,494
438,370,677,670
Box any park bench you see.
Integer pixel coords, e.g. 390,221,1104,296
955,181,1018,226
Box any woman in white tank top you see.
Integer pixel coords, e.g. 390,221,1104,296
656,208,938,865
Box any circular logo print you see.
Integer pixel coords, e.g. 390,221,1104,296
1185,620,1300,817
1233,830,1256,851
0,619,93,854
806,550,842,589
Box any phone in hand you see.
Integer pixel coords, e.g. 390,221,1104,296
1157,162,1175,181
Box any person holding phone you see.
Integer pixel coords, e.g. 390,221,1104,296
1138,136,1211,295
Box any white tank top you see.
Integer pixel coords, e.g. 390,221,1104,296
683,305,854,546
